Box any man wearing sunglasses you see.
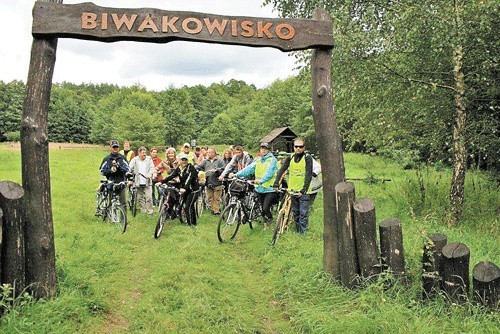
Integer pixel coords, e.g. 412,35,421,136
273,138,314,234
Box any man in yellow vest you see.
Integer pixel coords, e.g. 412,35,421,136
273,137,314,234
235,142,278,228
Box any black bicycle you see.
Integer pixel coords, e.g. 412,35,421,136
217,178,261,242
95,179,128,233
154,184,182,239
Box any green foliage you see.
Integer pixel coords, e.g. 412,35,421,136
49,87,94,143
4,131,20,142
0,80,25,141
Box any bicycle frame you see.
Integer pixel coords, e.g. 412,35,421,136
271,189,299,246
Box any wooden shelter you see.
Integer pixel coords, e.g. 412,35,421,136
259,127,297,153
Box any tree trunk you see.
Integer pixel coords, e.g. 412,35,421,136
311,8,345,280
0,181,26,296
20,0,62,298
449,6,467,227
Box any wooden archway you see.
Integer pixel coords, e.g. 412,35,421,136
22,0,345,297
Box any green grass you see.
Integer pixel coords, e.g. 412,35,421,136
0,144,498,333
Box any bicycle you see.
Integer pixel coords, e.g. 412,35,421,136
271,188,299,246
195,183,207,217
217,178,259,242
127,183,138,217
127,172,150,217
154,183,182,239
95,179,128,233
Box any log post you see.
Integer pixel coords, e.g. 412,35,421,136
422,233,447,298
379,218,405,276
353,198,380,279
311,8,345,280
472,261,499,308
0,181,26,296
0,207,2,281
335,182,359,288
442,242,470,302
20,0,61,298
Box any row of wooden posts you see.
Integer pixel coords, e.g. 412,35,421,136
334,181,499,308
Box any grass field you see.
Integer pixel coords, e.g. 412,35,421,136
0,143,498,333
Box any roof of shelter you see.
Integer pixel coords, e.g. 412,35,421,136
259,127,297,144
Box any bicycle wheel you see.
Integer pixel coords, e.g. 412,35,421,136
110,204,127,233
217,203,241,242
247,198,262,229
195,192,204,217
271,210,285,246
154,206,169,239
95,191,106,218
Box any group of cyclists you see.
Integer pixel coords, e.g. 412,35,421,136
98,137,321,237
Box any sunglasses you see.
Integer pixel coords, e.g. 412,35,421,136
294,145,304,148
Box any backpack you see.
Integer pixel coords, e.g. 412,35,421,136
309,156,322,194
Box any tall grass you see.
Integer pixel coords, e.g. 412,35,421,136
0,145,498,333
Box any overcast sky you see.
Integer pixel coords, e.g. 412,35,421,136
1,0,299,91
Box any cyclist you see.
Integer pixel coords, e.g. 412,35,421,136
119,140,136,162
273,137,314,234
150,146,164,206
235,142,278,228
218,145,253,180
99,140,130,213
158,153,199,226
195,147,225,214
180,143,196,164
129,146,155,215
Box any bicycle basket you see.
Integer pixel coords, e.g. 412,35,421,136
229,179,248,196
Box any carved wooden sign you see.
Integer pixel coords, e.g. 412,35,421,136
32,2,334,51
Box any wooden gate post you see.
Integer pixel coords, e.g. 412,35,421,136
20,0,61,298
0,181,26,296
353,198,380,279
311,8,346,280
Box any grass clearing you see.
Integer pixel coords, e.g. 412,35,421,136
0,144,498,333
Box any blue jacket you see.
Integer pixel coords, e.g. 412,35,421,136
236,152,277,193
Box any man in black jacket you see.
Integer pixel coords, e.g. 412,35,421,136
99,140,130,211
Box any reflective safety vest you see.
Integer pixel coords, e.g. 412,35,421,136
255,156,276,189
120,150,135,162
288,154,311,193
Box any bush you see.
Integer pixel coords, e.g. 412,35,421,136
4,131,20,142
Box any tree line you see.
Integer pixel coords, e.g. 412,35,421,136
1,3,498,177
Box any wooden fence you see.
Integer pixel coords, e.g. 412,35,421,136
334,181,498,308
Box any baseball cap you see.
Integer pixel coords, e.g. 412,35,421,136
183,143,191,148
260,142,270,149
178,153,189,160
110,140,119,148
